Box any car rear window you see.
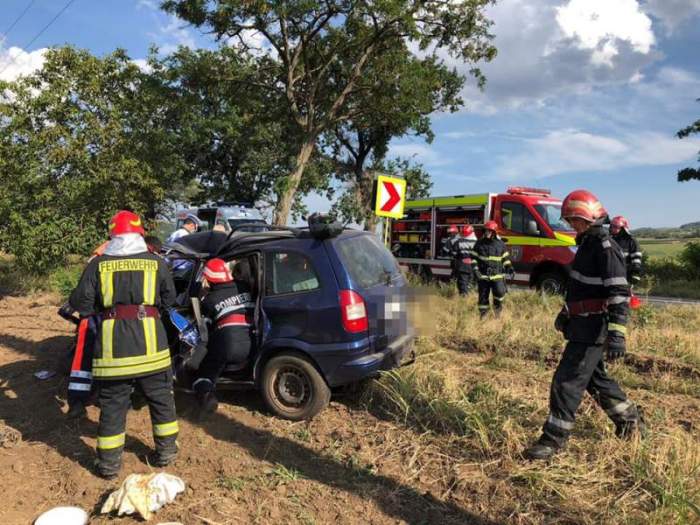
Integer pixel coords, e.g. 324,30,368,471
334,234,400,289
265,251,320,295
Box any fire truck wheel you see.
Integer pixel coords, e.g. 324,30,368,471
536,272,566,295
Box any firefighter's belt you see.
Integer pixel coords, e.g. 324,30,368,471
566,299,607,316
102,304,160,321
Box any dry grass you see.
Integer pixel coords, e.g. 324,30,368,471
362,288,700,524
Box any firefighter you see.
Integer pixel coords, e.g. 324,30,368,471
610,216,643,286
524,190,643,460
69,211,179,478
471,220,514,317
192,258,255,413
442,225,460,282
449,225,477,295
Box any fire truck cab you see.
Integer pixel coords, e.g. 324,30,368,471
392,187,577,293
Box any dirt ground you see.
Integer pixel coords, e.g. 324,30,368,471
0,294,497,525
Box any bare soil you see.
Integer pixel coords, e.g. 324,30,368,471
0,294,498,525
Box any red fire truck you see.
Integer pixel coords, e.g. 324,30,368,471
391,187,577,293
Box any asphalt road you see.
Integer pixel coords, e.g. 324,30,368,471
645,295,700,307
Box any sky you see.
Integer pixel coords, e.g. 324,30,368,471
1,0,699,227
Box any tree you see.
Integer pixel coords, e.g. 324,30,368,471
325,45,462,230
0,47,188,272
331,157,432,230
676,99,700,182
149,46,296,207
162,0,496,225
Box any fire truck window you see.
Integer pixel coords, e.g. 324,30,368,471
501,202,541,236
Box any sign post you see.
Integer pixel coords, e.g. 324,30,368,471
373,174,407,247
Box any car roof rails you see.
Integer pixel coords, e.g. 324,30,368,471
216,201,254,208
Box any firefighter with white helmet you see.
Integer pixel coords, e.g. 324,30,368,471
167,213,202,242
524,190,643,460
470,220,513,317
191,258,255,413
69,211,179,478
610,215,643,286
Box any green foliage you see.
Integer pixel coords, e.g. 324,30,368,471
48,265,83,301
0,47,188,272
675,99,700,182
162,0,497,225
679,241,700,270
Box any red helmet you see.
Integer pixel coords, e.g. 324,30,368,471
461,224,474,237
611,215,630,233
447,225,459,234
108,210,145,238
561,189,607,223
203,258,233,284
484,220,498,232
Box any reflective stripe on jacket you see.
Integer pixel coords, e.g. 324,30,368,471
69,252,177,379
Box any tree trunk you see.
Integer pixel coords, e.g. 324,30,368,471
273,138,316,226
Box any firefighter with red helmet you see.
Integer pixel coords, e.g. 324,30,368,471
524,190,643,460
470,220,513,317
610,216,643,286
443,225,477,295
69,211,179,478
191,258,255,413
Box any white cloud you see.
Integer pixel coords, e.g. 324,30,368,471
389,143,452,167
643,0,700,33
148,15,198,54
448,0,660,113
132,58,153,73
137,0,159,10
555,0,654,67
496,128,700,180
0,46,47,82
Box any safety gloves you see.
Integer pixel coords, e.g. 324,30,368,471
605,333,626,361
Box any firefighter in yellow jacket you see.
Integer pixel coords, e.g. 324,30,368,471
69,211,178,479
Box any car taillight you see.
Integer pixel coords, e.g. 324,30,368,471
339,290,368,333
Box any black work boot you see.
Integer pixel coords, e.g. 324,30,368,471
197,389,219,414
524,436,562,460
616,411,647,439
95,456,121,480
66,400,87,419
193,379,218,414
150,448,178,467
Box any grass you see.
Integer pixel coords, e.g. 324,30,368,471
639,238,700,259
360,287,700,524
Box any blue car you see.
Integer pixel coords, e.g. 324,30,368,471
164,222,415,420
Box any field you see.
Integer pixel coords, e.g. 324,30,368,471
639,238,700,259
1,287,699,524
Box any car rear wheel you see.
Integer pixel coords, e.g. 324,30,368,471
260,353,331,421
536,271,566,295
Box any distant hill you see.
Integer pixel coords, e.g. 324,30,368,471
632,224,700,239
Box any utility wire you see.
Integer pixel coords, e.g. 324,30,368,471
2,0,37,40
0,0,78,77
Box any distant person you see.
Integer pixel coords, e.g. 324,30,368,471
167,214,201,243
69,210,179,478
610,216,643,287
524,190,643,461
470,221,514,317
453,224,477,295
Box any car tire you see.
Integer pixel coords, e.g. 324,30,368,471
536,271,566,295
260,353,331,421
